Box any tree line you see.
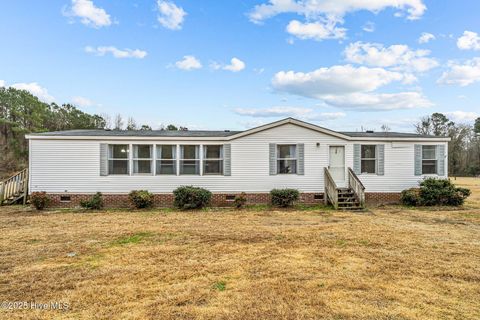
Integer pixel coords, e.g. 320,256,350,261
0,87,186,176
1,87,479,178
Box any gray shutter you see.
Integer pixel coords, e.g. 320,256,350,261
223,144,231,176
100,143,108,176
436,144,445,176
353,144,361,174
376,144,385,175
414,144,422,176
297,143,304,175
269,143,277,175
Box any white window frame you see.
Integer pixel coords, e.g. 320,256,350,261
132,144,153,175
421,145,438,175
108,144,130,175
179,145,200,175
156,144,177,175
203,145,224,175
360,145,377,174
276,144,297,174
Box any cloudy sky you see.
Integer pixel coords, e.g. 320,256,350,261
1,0,479,131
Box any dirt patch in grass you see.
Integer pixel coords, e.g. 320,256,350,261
0,178,479,319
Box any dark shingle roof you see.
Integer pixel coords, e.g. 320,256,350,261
28,129,242,137
339,131,442,138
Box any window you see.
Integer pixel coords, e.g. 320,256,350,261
203,145,223,175
108,144,129,175
156,145,176,175
361,145,376,174
422,145,437,174
180,145,200,175
277,145,297,174
133,145,152,174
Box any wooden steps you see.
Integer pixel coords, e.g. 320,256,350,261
0,169,28,206
337,188,363,211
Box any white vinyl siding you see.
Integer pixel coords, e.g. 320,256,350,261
28,123,448,194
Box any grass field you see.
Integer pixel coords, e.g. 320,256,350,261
1,178,479,319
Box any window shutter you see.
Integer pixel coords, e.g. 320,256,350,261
376,144,385,175
297,143,305,175
223,144,231,176
269,143,277,175
100,143,108,176
353,144,360,174
436,144,445,176
414,144,422,176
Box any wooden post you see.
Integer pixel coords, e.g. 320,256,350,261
0,182,4,205
23,169,28,205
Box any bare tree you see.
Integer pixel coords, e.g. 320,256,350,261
114,114,124,131
126,117,137,130
381,124,391,132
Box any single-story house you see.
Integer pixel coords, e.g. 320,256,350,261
25,118,450,209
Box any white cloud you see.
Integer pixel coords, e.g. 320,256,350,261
445,111,479,122
362,21,375,33
85,46,147,59
344,41,438,73
272,64,433,111
286,19,346,41
157,1,186,30
457,31,480,51
322,92,433,111
248,0,426,40
71,96,94,107
272,65,407,98
175,55,202,70
212,58,246,72
223,58,246,72
64,0,111,28
249,0,426,23
0,80,5,87
437,58,480,86
234,106,345,121
10,82,55,103
418,32,435,44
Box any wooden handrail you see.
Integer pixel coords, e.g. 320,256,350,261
1,168,28,205
324,167,338,209
347,167,365,208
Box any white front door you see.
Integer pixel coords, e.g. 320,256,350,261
329,146,345,184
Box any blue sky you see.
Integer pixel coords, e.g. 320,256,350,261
1,0,480,132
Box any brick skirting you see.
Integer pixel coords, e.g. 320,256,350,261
44,191,401,208
365,192,401,205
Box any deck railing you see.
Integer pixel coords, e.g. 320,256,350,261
0,168,28,205
348,167,365,208
324,167,338,209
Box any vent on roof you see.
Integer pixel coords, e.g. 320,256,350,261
366,130,374,133
104,128,112,131
224,130,230,132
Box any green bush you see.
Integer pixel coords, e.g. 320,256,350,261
128,190,154,209
400,188,420,206
419,178,470,206
80,192,104,210
173,186,212,210
401,178,471,207
270,188,300,207
30,192,50,210
233,192,247,209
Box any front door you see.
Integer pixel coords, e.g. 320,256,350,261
329,146,345,184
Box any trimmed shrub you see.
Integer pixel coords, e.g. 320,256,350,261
270,188,299,207
419,178,470,206
30,192,50,210
128,190,154,209
400,188,420,206
233,192,247,209
173,186,212,210
401,178,471,207
80,192,104,210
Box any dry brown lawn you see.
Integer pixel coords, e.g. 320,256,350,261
1,178,479,319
